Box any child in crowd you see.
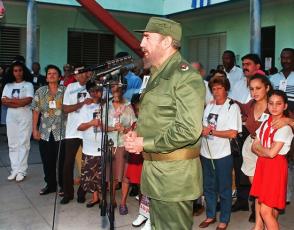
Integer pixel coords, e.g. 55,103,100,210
251,90,293,230
76,81,103,207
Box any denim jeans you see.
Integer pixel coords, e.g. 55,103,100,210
201,155,233,224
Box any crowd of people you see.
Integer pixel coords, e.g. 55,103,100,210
1,16,294,230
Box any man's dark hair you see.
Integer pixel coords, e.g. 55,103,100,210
32,62,41,68
241,53,262,65
223,50,236,61
281,48,294,56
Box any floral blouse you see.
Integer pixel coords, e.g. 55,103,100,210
31,85,66,141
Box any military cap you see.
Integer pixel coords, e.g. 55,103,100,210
134,17,182,42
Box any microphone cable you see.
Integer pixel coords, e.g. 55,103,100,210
51,86,66,230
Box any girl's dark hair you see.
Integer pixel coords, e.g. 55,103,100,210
208,70,230,92
249,74,273,92
268,90,289,116
6,61,32,83
45,64,61,77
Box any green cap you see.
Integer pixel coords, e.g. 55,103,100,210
134,17,182,42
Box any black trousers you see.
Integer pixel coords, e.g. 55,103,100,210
39,133,65,190
63,138,82,199
233,153,250,201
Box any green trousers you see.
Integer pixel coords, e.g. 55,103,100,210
149,199,193,230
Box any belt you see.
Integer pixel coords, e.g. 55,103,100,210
142,148,200,161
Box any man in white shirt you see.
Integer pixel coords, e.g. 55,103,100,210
60,71,92,204
222,50,243,90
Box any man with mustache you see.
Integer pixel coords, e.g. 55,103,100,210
229,53,263,104
124,17,205,229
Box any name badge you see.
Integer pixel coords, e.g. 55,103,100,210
60,80,64,85
33,77,38,83
258,113,269,122
49,100,56,109
279,80,287,92
112,117,119,127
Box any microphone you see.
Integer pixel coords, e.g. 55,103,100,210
73,56,134,75
73,64,106,75
102,59,143,80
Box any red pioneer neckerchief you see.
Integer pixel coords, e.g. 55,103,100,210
259,116,278,148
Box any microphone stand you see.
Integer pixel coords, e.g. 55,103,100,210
99,78,121,230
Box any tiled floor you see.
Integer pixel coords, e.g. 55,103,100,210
0,127,293,230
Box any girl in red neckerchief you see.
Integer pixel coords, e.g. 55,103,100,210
251,90,293,230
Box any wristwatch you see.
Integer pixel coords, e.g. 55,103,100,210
209,130,213,135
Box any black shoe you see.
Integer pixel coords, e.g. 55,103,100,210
77,196,86,203
248,211,255,223
39,186,56,195
129,185,139,197
60,197,73,204
231,200,249,212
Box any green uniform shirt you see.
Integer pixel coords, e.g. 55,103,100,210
137,51,205,202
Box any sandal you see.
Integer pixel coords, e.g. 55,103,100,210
86,199,100,208
199,218,217,228
119,205,128,215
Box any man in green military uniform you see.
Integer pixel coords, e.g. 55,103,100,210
124,17,205,229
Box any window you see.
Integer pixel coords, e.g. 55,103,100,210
188,33,226,73
0,26,25,65
67,31,114,67
0,25,39,66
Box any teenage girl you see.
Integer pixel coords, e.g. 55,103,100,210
251,90,293,230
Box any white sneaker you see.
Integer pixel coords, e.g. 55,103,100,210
141,219,151,230
135,195,140,201
132,214,147,227
7,172,17,181
16,173,25,182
